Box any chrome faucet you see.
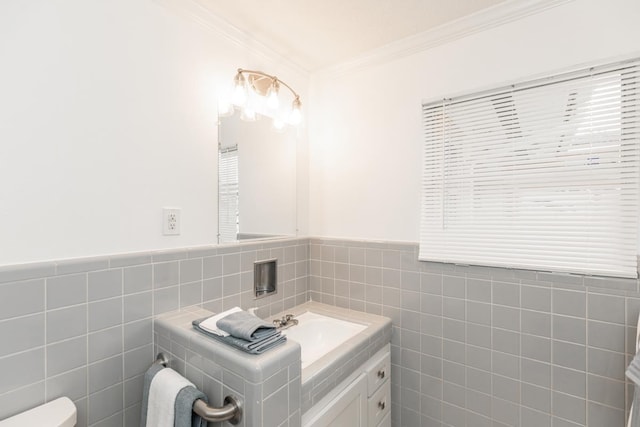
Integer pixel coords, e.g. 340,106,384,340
273,314,298,330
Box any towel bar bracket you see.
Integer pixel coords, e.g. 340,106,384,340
155,352,170,367
154,353,243,425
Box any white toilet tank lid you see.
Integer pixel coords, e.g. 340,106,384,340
0,397,76,427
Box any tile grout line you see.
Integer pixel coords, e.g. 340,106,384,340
585,289,590,427
44,275,48,404
85,272,89,423
120,267,125,425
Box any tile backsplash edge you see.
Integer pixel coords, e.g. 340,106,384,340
0,237,308,284
1,234,635,295
308,236,640,295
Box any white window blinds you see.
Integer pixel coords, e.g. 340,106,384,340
420,59,640,278
219,145,239,242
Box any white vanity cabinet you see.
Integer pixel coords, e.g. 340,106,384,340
303,373,368,427
303,345,391,427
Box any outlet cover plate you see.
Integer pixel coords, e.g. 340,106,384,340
162,208,181,236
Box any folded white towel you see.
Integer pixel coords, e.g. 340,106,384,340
146,368,193,427
198,306,243,337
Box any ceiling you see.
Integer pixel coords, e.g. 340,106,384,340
198,0,509,71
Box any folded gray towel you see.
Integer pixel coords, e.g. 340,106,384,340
139,362,163,427
193,317,286,354
175,385,208,427
627,353,640,426
216,310,276,341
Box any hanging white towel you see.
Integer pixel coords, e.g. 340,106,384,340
146,368,193,427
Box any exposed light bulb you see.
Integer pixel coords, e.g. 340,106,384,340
244,80,261,117
267,80,280,110
241,106,256,122
288,97,302,126
246,80,258,102
231,71,247,106
232,86,246,106
272,116,285,131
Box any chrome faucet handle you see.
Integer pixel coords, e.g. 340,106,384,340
273,314,298,330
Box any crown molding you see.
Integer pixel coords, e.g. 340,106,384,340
154,0,573,79
152,0,310,77
315,0,574,79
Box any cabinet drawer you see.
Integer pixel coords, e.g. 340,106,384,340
368,379,391,427
377,411,391,427
366,351,390,396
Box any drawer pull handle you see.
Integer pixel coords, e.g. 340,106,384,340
378,401,386,410
377,369,385,379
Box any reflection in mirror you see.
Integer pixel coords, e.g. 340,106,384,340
218,113,297,243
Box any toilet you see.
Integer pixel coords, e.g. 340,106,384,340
0,397,76,427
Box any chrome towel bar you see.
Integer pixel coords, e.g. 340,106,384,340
154,353,243,425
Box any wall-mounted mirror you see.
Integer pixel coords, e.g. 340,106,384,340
218,113,297,243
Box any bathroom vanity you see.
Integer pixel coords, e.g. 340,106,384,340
153,301,391,427
271,302,391,427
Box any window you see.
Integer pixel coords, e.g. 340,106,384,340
420,59,640,278
218,144,239,242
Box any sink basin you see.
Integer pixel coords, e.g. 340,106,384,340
282,311,367,369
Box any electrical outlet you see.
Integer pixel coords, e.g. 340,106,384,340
162,208,181,236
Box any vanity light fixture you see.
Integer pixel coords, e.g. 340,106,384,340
225,68,302,129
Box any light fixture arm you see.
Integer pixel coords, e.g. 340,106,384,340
229,68,303,128
236,68,300,103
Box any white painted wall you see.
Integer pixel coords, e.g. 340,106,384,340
0,0,308,266
3,0,638,265
308,0,640,243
